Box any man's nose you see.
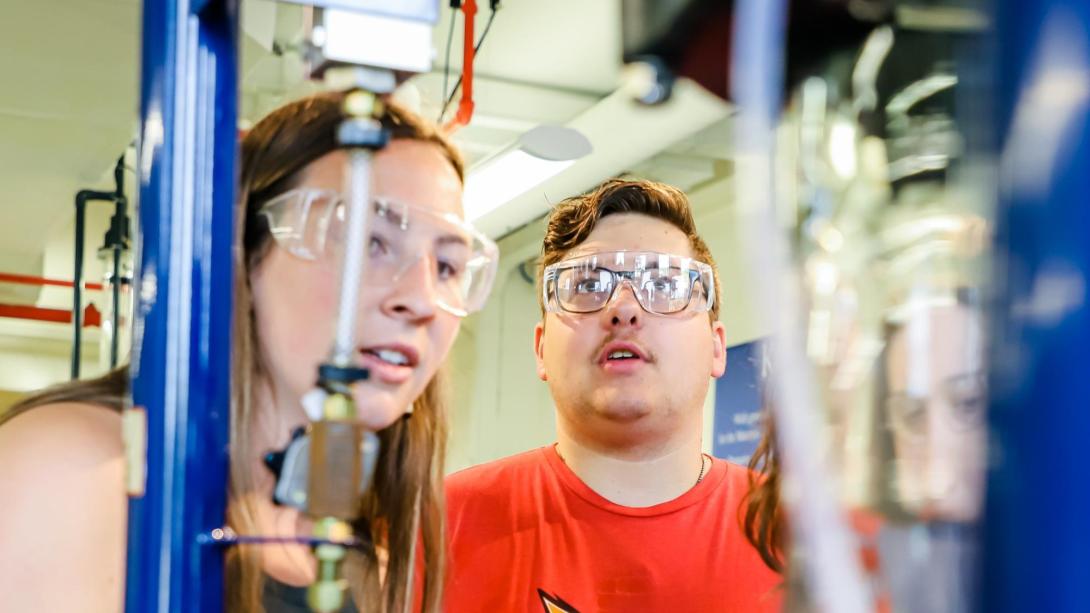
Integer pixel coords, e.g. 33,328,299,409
601,279,643,327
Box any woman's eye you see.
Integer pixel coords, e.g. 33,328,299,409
887,394,927,434
947,374,986,426
369,235,390,257
437,258,464,281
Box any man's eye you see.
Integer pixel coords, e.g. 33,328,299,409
648,276,676,292
575,278,604,293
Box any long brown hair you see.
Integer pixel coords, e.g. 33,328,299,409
1,367,129,426
9,92,463,612
742,410,786,573
232,92,461,613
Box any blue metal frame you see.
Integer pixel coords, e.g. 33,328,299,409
982,1,1090,611
125,0,238,611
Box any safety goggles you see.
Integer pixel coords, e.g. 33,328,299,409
258,188,499,317
542,250,715,315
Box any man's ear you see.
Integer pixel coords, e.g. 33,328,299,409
711,320,727,378
534,320,548,381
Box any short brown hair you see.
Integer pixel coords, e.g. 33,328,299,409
537,178,721,320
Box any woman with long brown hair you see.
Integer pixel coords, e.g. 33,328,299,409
742,413,787,574
0,91,497,613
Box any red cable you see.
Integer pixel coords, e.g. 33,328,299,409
443,0,477,133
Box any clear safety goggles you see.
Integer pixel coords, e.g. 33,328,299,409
543,250,716,315
258,188,499,317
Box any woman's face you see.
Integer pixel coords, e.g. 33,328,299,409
885,303,986,521
250,140,464,430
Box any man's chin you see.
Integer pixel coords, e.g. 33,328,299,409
593,402,654,424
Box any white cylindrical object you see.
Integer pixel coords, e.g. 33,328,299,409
331,149,373,366
732,0,871,611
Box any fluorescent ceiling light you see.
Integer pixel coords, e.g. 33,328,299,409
464,125,591,222
464,152,574,221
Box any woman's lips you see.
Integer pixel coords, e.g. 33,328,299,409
358,349,415,384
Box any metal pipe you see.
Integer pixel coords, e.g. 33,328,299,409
72,188,115,379
330,149,373,366
0,303,101,326
107,162,129,370
111,244,121,367
0,272,104,290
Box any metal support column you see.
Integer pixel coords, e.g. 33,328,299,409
125,0,238,610
982,0,1090,611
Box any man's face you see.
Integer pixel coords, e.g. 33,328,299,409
534,213,727,449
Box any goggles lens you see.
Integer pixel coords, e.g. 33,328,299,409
259,188,499,317
543,251,715,315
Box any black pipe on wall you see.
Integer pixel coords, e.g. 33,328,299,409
71,155,128,380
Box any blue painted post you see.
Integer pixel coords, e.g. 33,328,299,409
982,0,1090,611
125,0,238,611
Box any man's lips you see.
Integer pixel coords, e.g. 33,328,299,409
598,340,650,365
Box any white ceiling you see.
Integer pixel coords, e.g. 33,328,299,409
0,0,733,354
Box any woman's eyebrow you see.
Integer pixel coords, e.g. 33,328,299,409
436,233,472,247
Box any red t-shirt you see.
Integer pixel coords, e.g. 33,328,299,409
444,445,783,612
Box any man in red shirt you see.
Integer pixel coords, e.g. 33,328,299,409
444,179,783,612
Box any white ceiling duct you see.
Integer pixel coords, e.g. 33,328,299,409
471,79,732,238
464,125,593,220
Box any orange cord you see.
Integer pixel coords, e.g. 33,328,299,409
443,0,477,133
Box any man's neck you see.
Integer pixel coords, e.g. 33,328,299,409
554,426,706,508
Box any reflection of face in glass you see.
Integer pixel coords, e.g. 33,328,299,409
884,302,986,521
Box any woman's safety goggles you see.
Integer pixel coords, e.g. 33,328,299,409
543,251,716,315
258,188,499,317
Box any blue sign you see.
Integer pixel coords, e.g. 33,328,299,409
713,339,765,464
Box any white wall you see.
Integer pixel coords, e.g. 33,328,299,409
0,329,101,393
0,183,121,396
446,175,769,473
1,157,139,392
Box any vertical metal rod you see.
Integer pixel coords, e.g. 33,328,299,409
72,197,86,379
111,244,122,367
331,150,373,366
730,0,870,611
125,0,238,610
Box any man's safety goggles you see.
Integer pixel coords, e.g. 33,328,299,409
542,251,715,315
258,188,499,317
